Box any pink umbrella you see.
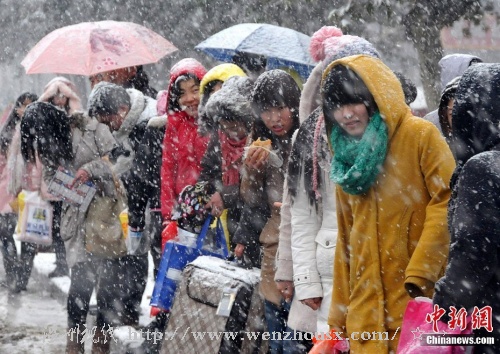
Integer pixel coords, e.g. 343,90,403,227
21,21,178,76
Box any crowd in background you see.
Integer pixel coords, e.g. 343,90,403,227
0,25,499,354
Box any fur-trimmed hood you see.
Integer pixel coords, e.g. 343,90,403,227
112,88,156,176
146,115,167,129
203,76,254,128
113,88,156,143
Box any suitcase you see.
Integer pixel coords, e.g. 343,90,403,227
161,255,267,354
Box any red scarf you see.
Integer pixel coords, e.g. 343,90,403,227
218,130,246,186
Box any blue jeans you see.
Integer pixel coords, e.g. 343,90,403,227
283,326,314,354
264,299,290,354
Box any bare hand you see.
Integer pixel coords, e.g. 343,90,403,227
70,169,90,189
276,280,294,303
244,147,269,170
301,297,322,310
205,192,224,217
234,244,245,258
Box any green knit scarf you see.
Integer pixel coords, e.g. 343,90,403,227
329,111,388,195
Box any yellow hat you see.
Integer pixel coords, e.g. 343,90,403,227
199,63,246,95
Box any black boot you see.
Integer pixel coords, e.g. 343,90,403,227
49,264,69,278
141,312,170,354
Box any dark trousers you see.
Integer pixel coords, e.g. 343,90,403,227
67,258,123,330
17,241,36,288
149,211,162,279
0,213,18,287
119,254,148,326
264,300,291,354
50,201,68,269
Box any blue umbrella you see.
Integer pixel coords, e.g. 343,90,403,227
195,23,315,80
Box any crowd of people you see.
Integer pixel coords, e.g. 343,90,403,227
0,24,499,354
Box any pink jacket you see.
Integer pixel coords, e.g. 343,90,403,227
0,153,14,213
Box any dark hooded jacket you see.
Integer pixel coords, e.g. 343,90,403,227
197,76,254,237
128,115,166,229
434,63,500,352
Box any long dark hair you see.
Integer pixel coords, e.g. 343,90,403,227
251,70,300,151
21,102,73,167
0,92,38,155
287,108,327,209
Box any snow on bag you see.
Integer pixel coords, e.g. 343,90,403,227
14,190,53,245
161,255,267,354
150,215,228,311
397,297,472,354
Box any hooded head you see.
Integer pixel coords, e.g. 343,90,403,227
321,55,408,141
451,63,500,168
159,58,207,115
38,76,82,115
322,64,378,138
251,69,301,142
439,53,482,91
204,76,254,132
197,63,247,136
88,82,131,131
21,101,73,167
438,76,461,140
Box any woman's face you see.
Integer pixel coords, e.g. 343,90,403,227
332,103,370,138
446,98,455,130
220,120,248,141
178,78,200,119
259,106,293,137
15,99,34,118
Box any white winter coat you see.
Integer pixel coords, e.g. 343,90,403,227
275,127,338,333
290,163,337,333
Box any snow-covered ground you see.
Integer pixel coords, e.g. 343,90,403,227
0,248,156,353
0,253,67,353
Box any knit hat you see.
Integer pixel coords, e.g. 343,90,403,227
309,26,380,65
299,27,380,123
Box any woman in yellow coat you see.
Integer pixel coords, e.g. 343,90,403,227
321,55,455,353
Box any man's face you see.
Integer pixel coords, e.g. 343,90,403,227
96,105,129,131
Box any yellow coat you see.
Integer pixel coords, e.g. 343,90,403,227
324,56,455,353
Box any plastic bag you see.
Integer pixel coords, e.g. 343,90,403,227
150,215,228,311
14,190,53,245
243,145,283,168
397,297,472,354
